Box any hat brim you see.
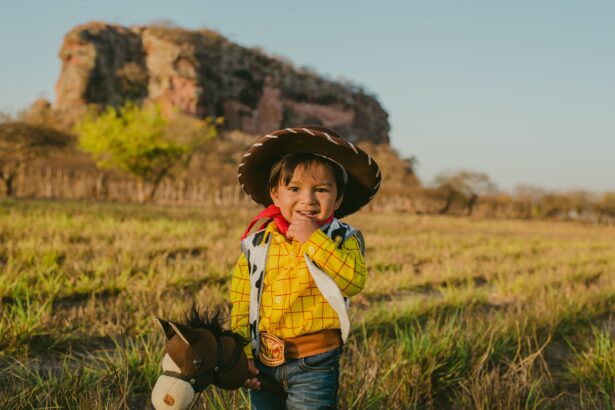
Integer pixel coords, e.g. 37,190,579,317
238,127,381,218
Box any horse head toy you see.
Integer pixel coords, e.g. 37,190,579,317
151,306,286,409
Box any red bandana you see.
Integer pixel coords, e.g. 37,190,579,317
241,205,334,240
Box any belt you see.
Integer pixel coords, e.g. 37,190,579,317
284,329,342,359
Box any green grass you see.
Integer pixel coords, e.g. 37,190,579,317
567,326,615,409
1,198,614,409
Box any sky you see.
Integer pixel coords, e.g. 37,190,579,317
1,0,614,193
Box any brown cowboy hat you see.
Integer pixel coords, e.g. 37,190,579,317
237,125,381,218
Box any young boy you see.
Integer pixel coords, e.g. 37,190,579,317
230,125,381,409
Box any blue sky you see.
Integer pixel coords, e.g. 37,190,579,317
1,1,614,192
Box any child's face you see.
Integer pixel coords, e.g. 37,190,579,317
270,162,343,223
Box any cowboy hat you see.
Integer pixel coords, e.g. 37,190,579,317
237,125,381,218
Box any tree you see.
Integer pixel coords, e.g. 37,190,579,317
434,170,498,215
75,103,218,202
514,184,546,203
599,192,615,221
0,120,71,196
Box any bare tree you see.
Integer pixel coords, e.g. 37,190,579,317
0,121,71,196
598,191,615,222
434,170,498,215
514,184,547,203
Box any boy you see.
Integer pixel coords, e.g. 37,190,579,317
230,125,381,409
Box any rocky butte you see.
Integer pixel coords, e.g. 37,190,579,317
54,22,390,144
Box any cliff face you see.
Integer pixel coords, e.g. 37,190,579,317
55,22,390,144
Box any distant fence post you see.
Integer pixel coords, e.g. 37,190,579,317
45,167,53,198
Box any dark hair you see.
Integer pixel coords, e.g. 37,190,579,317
268,153,346,199
184,303,249,347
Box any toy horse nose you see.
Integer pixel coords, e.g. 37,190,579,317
163,394,175,405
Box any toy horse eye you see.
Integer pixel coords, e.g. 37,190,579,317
193,355,203,367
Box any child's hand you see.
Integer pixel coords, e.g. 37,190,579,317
244,359,261,390
287,214,319,243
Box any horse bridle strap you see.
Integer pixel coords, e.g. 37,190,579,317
212,335,243,386
161,370,210,393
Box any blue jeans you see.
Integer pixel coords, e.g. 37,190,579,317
250,346,342,410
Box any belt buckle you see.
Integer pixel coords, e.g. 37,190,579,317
259,333,286,367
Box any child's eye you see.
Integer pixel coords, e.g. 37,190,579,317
288,186,299,192
316,188,329,193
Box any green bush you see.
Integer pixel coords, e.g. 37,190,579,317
75,103,218,201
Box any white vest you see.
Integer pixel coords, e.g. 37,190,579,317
241,219,365,356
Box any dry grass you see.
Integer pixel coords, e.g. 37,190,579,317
1,199,614,409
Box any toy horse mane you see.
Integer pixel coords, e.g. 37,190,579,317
184,304,249,348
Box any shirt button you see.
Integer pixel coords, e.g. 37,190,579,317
275,296,282,303
308,246,315,254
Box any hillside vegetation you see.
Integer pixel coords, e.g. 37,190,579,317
0,199,613,408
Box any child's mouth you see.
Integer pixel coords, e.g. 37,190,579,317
296,210,319,218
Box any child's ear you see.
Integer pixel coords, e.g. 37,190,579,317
334,194,344,210
270,188,280,207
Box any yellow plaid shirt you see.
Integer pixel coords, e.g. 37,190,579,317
230,222,367,359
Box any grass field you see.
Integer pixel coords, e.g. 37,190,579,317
0,199,613,409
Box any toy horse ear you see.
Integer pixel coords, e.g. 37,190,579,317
155,318,176,340
168,321,200,346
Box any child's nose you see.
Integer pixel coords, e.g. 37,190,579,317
299,190,317,204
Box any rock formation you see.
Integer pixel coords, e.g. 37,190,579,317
54,22,390,144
